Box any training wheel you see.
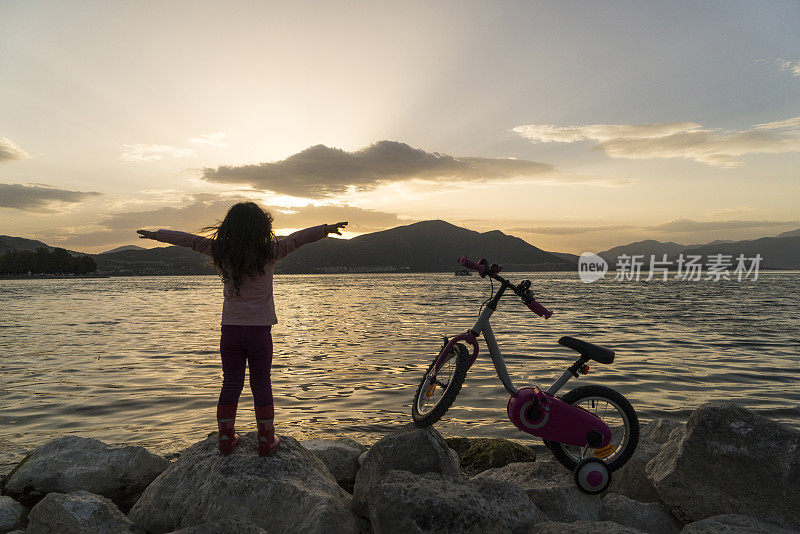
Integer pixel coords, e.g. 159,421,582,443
574,458,611,495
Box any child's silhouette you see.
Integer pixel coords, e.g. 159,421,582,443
138,202,346,456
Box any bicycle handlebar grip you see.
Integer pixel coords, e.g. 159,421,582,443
458,255,486,275
527,300,553,319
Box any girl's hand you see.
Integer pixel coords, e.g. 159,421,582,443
137,229,157,240
324,222,348,236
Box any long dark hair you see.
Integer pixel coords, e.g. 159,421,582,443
203,202,275,295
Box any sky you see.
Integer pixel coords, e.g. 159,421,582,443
1,0,799,254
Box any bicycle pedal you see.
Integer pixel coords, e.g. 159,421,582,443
592,444,615,459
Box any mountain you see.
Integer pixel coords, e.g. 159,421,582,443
598,240,686,265
87,220,573,275
777,229,800,238
684,236,800,270
100,245,147,254
276,220,573,273
0,235,83,256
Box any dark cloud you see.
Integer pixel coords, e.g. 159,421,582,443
647,218,799,232
201,140,554,198
0,138,29,162
0,183,101,211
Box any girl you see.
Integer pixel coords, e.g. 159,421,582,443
137,202,346,456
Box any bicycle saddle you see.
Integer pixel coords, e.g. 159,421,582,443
558,336,615,364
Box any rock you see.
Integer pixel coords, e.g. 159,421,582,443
444,437,537,476
534,520,646,533
613,419,683,503
167,517,267,533
0,496,28,533
641,419,683,444
680,514,796,533
472,459,601,522
365,469,541,533
357,450,367,466
300,437,366,492
646,402,800,529
599,493,682,534
352,424,459,516
128,432,356,534
4,436,169,511
25,490,139,534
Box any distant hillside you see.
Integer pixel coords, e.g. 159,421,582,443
599,240,686,265
0,235,83,256
276,220,573,273
100,245,146,254
777,229,800,238
92,245,216,275
684,236,800,270
548,251,579,264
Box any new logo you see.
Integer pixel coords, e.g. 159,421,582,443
578,252,608,283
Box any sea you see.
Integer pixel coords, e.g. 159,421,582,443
1,272,798,473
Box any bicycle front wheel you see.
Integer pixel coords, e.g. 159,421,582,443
544,384,639,472
412,342,469,427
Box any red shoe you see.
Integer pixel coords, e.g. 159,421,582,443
255,405,280,456
217,404,240,455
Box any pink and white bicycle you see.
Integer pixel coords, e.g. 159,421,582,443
412,256,639,494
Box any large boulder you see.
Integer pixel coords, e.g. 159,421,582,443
473,459,601,522
680,514,795,533
599,493,682,534
128,432,356,534
299,437,366,493
4,436,169,511
444,437,536,476
646,402,800,529
167,517,267,533
352,424,459,516
365,469,541,533
0,496,27,533
534,520,645,533
25,490,139,534
612,419,683,503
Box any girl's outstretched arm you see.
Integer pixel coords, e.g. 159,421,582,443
137,229,213,256
273,222,348,261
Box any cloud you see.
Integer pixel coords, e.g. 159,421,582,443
0,183,101,212
777,58,800,77
187,132,228,147
0,137,30,162
200,140,568,198
647,218,799,232
510,224,635,235
513,117,800,167
119,144,195,162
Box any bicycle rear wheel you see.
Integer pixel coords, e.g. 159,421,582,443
544,384,639,472
412,342,469,427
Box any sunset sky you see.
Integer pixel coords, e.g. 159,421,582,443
1,1,799,254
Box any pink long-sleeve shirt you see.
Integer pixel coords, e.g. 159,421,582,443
153,225,327,326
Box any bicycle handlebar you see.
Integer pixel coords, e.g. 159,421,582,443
458,255,553,319
458,255,486,276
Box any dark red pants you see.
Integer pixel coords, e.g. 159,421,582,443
219,325,273,407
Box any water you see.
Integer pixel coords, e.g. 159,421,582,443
1,272,799,473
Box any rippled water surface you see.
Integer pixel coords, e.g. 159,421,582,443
1,272,799,472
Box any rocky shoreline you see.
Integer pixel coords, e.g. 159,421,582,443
1,401,798,533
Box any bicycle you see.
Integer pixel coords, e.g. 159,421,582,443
411,256,639,494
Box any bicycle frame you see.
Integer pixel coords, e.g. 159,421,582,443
436,276,574,398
